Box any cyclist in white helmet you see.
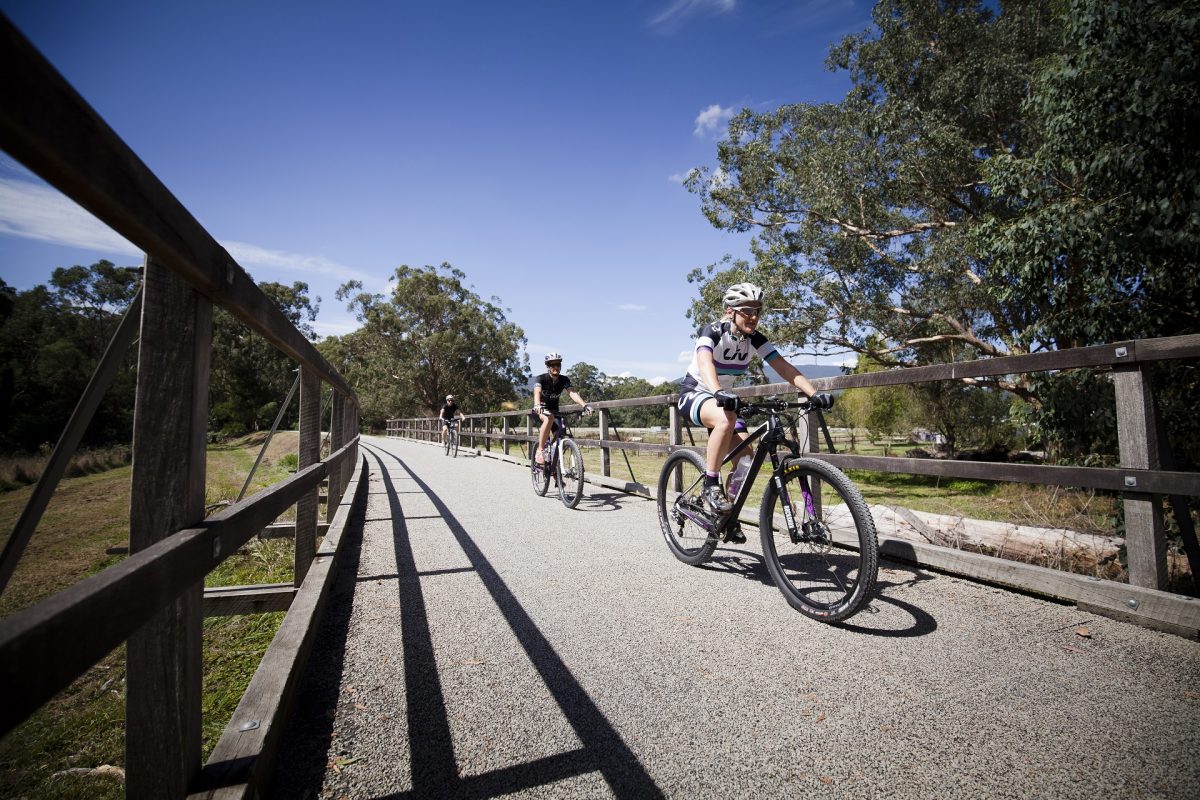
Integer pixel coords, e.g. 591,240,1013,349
677,282,832,530
531,352,593,464
438,394,464,444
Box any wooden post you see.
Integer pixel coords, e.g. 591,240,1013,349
599,408,612,478
502,415,510,456
1113,363,1168,589
485,416,492,452
295,368,320,586
126,257,210,798
326,392,345,523
669,403,681,448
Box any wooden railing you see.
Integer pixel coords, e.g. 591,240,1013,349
390,334,1200,637
0,15,363,799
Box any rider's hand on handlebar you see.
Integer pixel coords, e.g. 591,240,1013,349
808,391,834,410
714,389,740,411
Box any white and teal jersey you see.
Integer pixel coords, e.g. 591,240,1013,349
679,320,781,392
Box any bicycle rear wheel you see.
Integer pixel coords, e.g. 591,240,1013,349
656,449,717,565
557,438,585,508
759,457,878,622
531,447,550,496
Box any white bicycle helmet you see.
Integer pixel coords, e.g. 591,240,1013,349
544,352,563,364
445,394,454,401
723,282,764,308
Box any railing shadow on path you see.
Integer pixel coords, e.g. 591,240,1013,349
360,443,665,799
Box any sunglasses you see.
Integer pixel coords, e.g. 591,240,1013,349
734,306,763,317
547,361,562,367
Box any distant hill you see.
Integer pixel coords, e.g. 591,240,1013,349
792,364,847,379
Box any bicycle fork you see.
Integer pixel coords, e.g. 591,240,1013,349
772,465,823,546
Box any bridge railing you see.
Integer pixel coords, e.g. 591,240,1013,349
0,15,362,799
389,334,1200,637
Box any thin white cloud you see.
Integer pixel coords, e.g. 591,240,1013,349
0,173,368,284
224,241,368,283
0,177,141,256
651,0,736,31
648,376,670,386
694,104,734,137
618,303,647,312
668,169,700,184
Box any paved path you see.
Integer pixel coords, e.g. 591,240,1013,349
275,435,1199,799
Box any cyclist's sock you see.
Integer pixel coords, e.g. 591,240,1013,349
704,471,720,486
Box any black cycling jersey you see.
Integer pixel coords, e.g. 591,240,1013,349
534,372,571,412
440,402,460,420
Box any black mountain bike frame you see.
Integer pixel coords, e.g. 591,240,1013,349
677,399,835,537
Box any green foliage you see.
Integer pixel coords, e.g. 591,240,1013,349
0,263,140,452
208,281,318,437
335,263,529,429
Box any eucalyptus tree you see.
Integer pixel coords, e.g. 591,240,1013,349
685,0,1196,411
209,280,319,435
336,263,528,423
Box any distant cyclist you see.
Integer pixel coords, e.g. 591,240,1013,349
531,353,593,464
439,394,464,444
677,282,833,527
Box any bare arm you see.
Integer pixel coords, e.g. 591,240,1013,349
769,357,819,397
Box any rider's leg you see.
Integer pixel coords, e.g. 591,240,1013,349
697,399,737,512
699,400,737,474
535,413,554,462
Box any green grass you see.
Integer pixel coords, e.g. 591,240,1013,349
0,431,307,799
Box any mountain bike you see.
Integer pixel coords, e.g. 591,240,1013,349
443,419,460,458
656,396,878,623
530,410,586,509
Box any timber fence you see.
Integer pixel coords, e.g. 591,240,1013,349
389,334,1200,638
0,15,362,799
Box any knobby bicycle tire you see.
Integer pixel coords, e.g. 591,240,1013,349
443,431,451,456
452,431,459,458
531,447,551,496
656,449,717,565
557,438,585,508
759,457,878,623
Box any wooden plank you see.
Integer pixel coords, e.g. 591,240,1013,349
809,453,1200,496
189,456,369,799
202,584,295,617
294,368,321,585
878,536,1198,638
126,258,210,797
0,17,354,402
1113,364,1168,588
259,522,329,540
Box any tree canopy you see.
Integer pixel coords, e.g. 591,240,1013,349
336,263,528,428
685,0,1198,407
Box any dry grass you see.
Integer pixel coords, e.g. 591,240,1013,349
0,445,132,493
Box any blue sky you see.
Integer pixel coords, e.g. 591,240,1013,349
0,0,869,383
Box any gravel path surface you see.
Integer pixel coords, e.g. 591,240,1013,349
274,435,1200,799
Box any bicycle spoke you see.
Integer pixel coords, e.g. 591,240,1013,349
760,458,878,622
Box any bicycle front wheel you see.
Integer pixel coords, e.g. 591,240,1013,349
531,449,550,496
557,438,585,508
759,457,878,623
452,430,459,458
656,449,717,565
443,432,451,456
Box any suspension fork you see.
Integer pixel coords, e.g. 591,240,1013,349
769,449,814,544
